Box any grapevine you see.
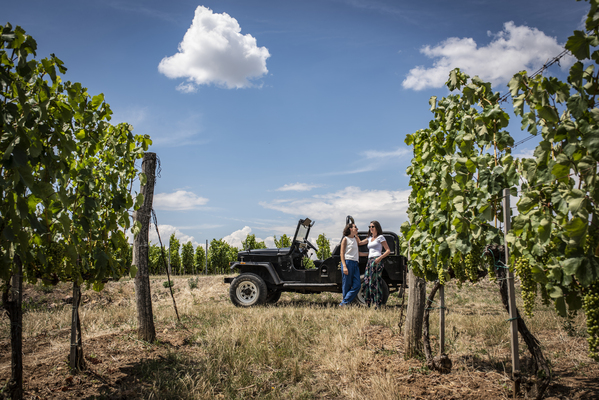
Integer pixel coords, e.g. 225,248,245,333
402,0,599,363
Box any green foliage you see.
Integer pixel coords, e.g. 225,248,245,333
163,280,174,288
149,244,165,275
274,234,292,248
242,234,266,250
181,241,194,274
169,234,181,274
302,257,316,269
228,245,239,266
0,23,151,290
404,0,599,359
194,245,206,273
403,69,515,285
316,234,331,260
208,239,237,274
188,276,199,290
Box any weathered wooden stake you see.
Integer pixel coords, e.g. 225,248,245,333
405,242,427,357
69,281,85,371
133,152,157,343
439,284,445,355
503,188,520,395
4,256,24,399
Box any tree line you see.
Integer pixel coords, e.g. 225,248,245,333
148,232,332,274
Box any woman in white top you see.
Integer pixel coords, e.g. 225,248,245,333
339,222,362,306
363,220,390,309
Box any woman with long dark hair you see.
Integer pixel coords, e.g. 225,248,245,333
339,222,361,306
363,220,390,309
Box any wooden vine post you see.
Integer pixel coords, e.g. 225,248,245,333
133,152,157,342
439,285,445,355
503,188,520,395
405,243,426,357
69,281,85,371
4,256,24,399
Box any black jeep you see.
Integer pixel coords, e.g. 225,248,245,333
224,217,407,307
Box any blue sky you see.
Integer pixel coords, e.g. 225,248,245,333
4,0,590,250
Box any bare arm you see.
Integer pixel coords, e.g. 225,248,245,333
375,240,391,264
356,236,368,246
340,237,348,275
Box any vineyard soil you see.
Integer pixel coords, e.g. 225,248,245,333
0,275,597,399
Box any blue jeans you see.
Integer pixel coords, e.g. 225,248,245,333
340,260,360,305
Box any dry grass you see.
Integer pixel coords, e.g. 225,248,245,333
0,275,597,399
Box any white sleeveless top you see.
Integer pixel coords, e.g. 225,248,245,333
344,236,359,261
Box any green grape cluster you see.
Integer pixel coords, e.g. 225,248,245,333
438,266,448,285
582,283,599,361
450,255,467,287
485,253,497,283
515,257,537,318
584,233,595,254
465,252,480,283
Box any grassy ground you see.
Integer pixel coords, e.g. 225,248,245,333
0,274,597,399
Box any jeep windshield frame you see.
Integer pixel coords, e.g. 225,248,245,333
292,218,312,244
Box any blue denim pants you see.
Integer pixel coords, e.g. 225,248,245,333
340,260,361,305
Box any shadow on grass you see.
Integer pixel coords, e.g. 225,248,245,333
272,299,407,310
273,299,340,308
81,351,237,400
548,374,599,399
81,337,309,400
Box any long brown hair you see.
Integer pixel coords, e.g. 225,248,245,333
368,220,382,237
343,223,355,237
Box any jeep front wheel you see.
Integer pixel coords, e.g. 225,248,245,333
230,273,267,307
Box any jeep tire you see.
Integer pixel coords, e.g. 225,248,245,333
230,273,268,307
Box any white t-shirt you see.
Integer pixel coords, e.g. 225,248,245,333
367,235,387,258
343,236,359,261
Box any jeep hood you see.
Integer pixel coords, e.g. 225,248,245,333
238,247,291,257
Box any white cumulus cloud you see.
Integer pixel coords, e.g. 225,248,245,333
158,6,270,91
147,224,199,247
261,186,411,238
276,183,323,192
512,148,536,159
153,190,209,211
222,226,269,249
402,22,574,91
